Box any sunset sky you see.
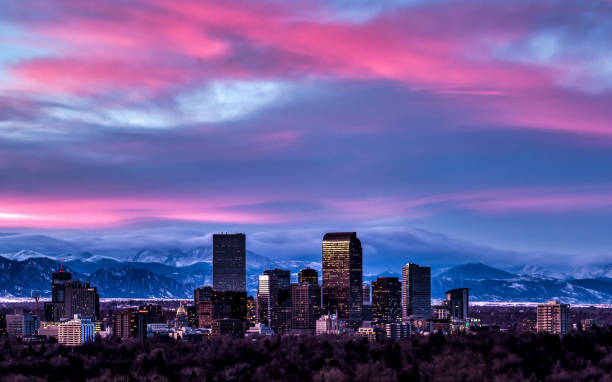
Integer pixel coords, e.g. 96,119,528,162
1,0,612,269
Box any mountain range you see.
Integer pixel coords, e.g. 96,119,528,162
0,248,611,304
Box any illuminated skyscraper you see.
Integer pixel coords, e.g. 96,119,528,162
402,263,431,318
322,232,363,326
372,277,402,323
213,233,246,292
257,274,279,331
298,268,318,284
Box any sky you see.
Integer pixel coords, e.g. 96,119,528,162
1,0,612,271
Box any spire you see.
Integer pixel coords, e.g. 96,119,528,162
59,260,64,273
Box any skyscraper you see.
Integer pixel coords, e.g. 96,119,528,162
58,315,95,346
44,265,72,321
372,277,402,323
298,268,319,284
257,274,279,332
291,283,321,333
213,233,246,292
402,263,431,319
537,300,570,336
445,288,469,320
362,284,371,304
322,232,363,326
264,268,291,333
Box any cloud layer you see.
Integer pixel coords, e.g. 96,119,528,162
1,0,612,265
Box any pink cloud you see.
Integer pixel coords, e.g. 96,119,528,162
4,0,612,135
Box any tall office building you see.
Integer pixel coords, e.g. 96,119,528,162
193,286,246,328
264,269,291,333
402,263,431,318
257,274,279,332
44,265,72,321
139,304,164,324
322,232,363,326
298,268,319,284
291,283,321,333
537,300,570,336
445,288,469,320
64,280,100,319
372,277,402,323
213,233,246,292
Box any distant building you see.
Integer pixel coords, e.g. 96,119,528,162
44,265,71,321
175,303,189,328
322,232,363,327
131,309,149,337
246,296,256,326
187,305,198,328
246,323,274,336
58,315,95,346
445,288,469,320
291,282,321,333
433,304,450,320
537,301,570,336
264,269,292,334
38,322,59,339
356,327,376,341
257,274,279,331
362,284,371,304
298,268,319,284
194,287,246,328
0,314,6,337
211,318,245,337
113,309,133,338
315,314,341,335
64,280,100,320
372,277,402,323
384,322,411,339
139,304,164,324
402,263,431,318
213,233,246,292
6,314,38,337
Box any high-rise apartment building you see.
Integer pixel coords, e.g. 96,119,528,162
372,277,402,323
212,233,246,292
58,315,95,346
291,283,321,333
402,263,431,318
256,274,279,332
298,268,319,284
537,300,570,336
445,288,469,320
322,232,363,326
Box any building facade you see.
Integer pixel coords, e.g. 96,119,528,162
322,232,363,327
58,315,95,346
537,300,570,336
264,269,292,334
298,268,319,284
445,288,469,320
291,283,321,333
257,274,279,331
372,277,402,323
402,263,431,318
212,233,246,292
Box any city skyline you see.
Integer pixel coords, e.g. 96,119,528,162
1,0,612,272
